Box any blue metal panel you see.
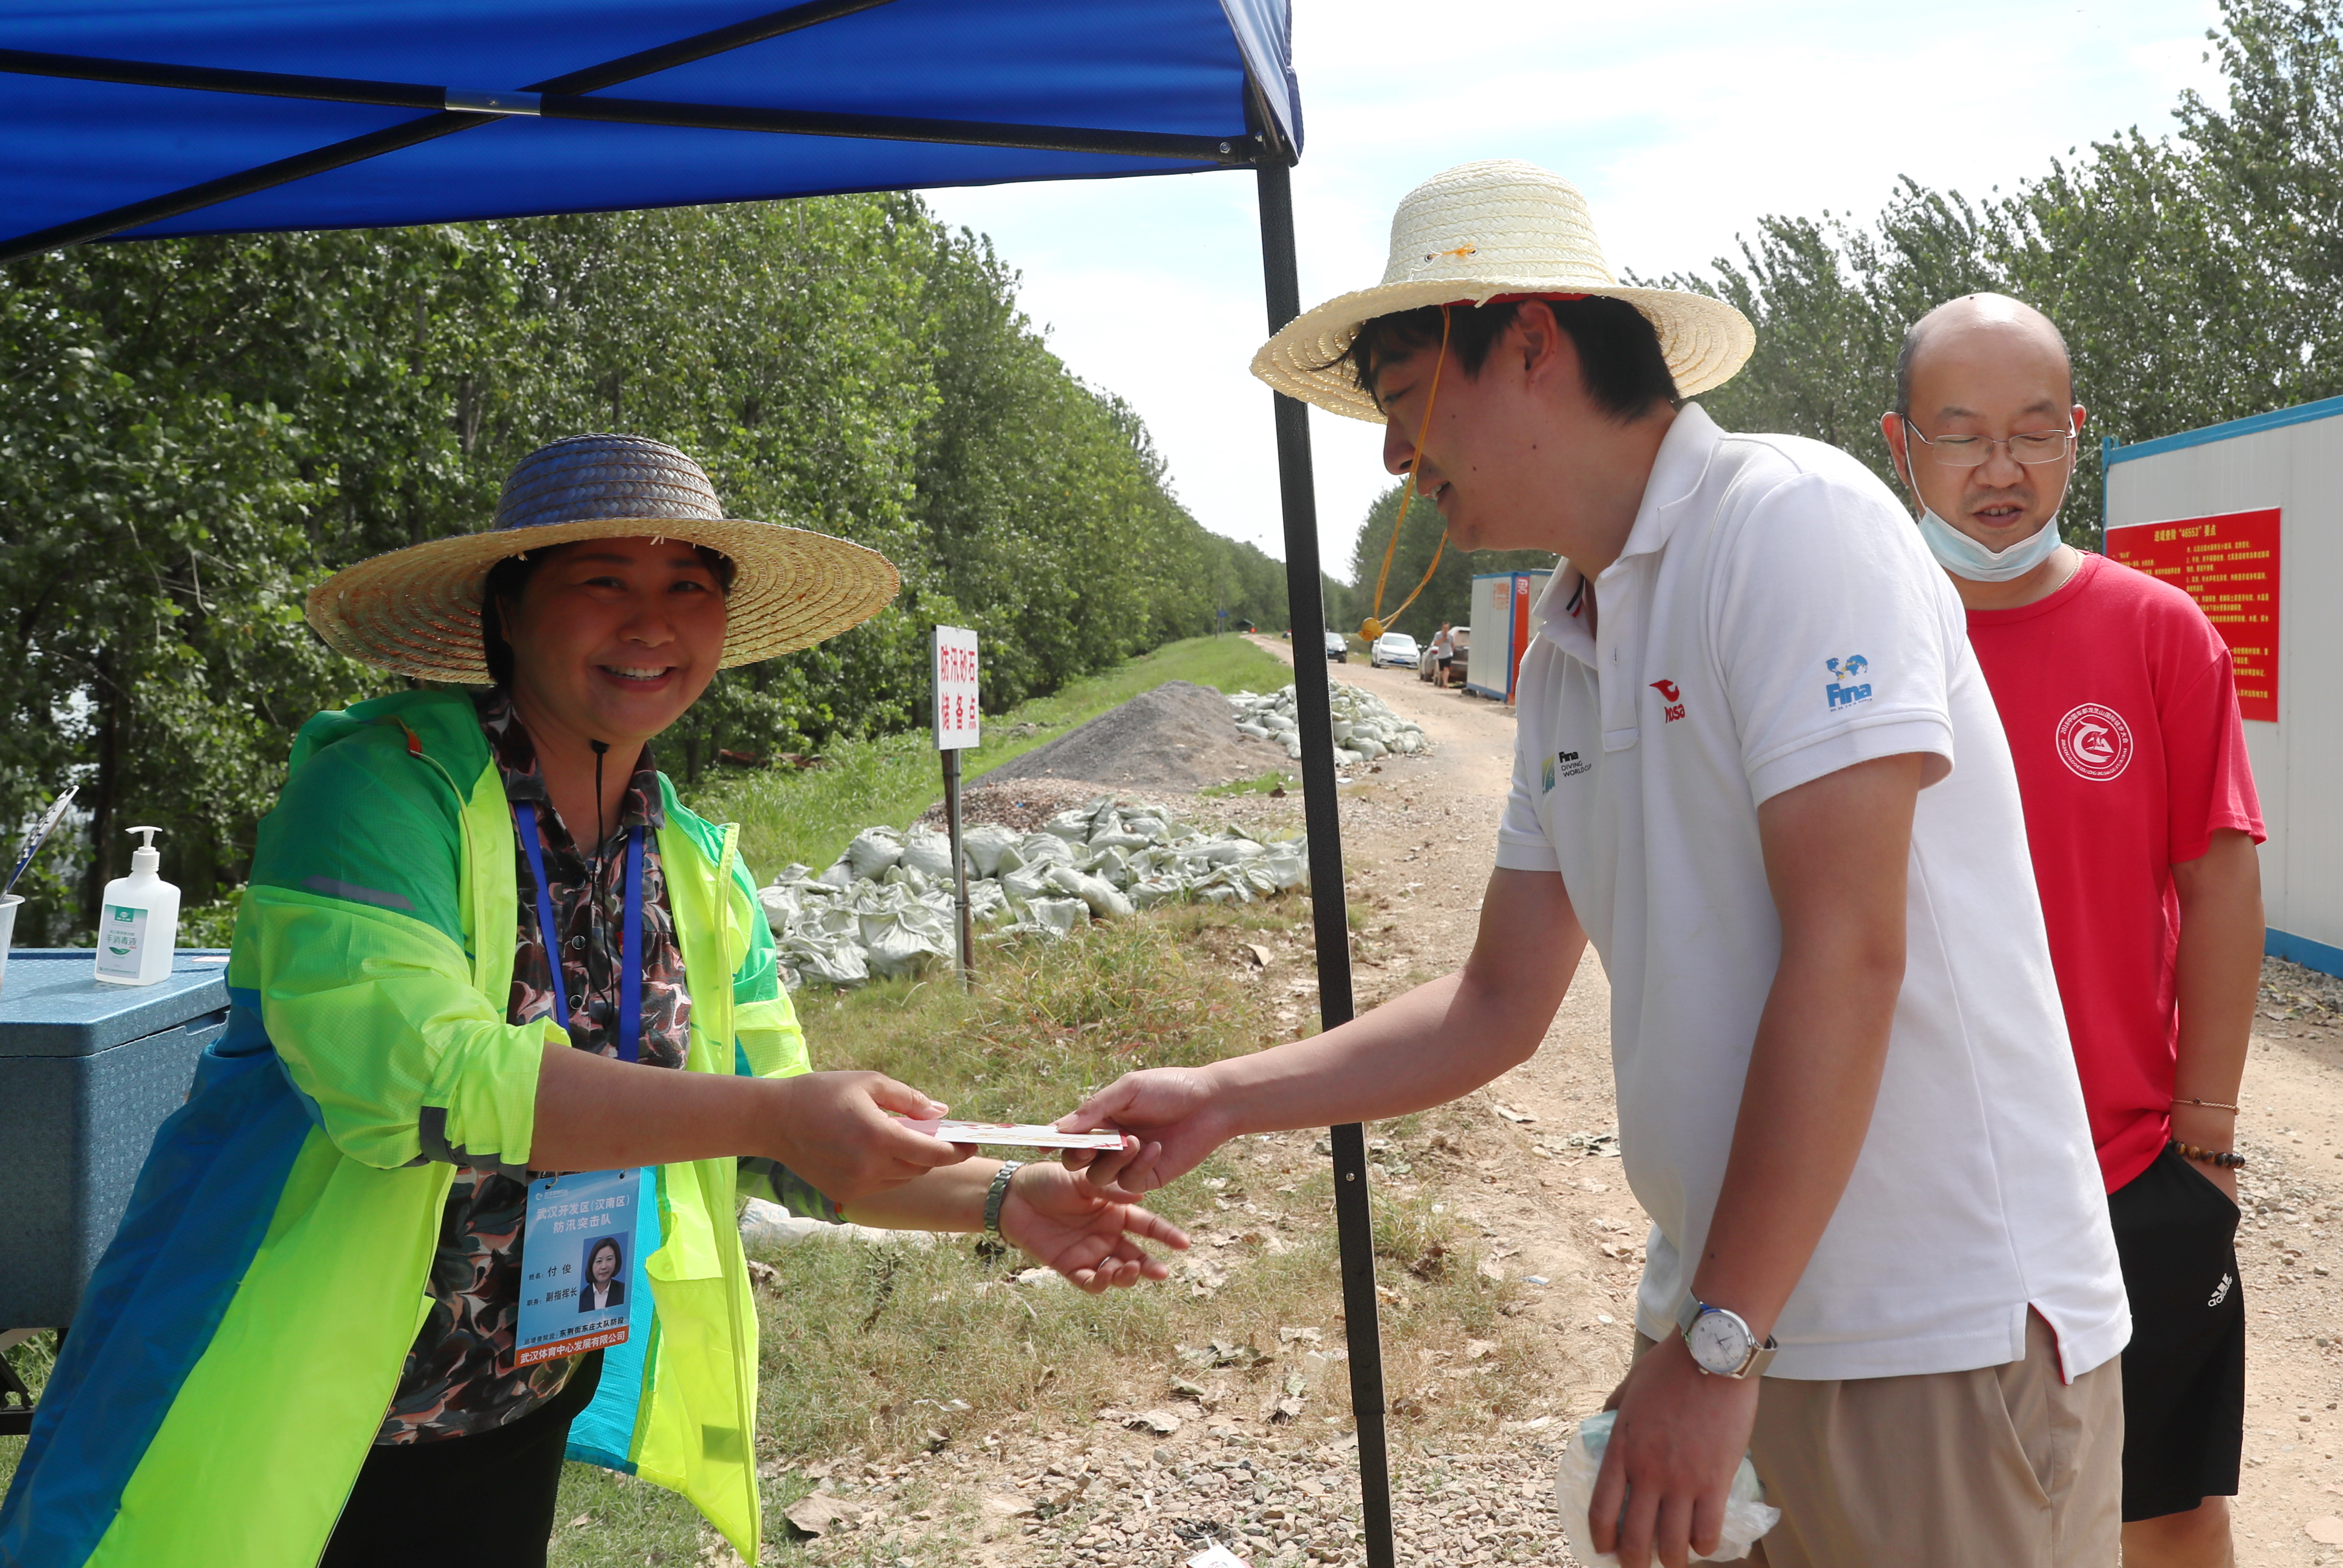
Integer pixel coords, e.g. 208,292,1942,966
2105,392,2343,466
2268,926,2343,980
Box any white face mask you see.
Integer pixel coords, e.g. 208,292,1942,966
1913,505,2065,582
1898,444,2073,583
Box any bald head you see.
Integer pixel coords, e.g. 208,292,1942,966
1895,293,2073,419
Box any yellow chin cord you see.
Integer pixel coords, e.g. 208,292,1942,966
1360,305,1453,644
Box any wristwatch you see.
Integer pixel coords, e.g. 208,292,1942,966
984,1161,1025,1236
1676,1295,1778,1379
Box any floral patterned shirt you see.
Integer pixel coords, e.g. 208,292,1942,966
375,691,692,1444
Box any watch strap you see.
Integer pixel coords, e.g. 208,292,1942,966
984,1161,1024,1235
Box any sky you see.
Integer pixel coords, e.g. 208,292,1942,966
922,0,2227,583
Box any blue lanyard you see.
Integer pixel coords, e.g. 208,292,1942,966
514,801,645,1064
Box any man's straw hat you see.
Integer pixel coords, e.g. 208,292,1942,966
1252,160,1755,422
306,434,899,683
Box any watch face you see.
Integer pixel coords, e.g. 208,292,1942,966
1686,1309,1752,1376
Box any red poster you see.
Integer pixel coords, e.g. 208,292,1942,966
2106,507,2281,722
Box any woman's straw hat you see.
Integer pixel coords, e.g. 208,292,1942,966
1252,159,1755,422
306,434,900,682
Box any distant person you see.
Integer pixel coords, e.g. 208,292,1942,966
1063,161,2126,1568
0,435,1186,1568
1430,621,1456,687
580,1237,626,1312
1885,293,2264,1568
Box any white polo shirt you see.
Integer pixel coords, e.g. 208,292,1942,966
1496,405,2127,1382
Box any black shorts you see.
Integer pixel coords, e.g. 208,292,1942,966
2108,1143,2244,1522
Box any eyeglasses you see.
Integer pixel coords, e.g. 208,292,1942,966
1900,417,2075,467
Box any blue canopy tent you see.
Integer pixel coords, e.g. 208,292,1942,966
0,1,1398,1560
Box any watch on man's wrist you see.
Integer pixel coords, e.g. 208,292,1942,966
1676,1295,1778,1379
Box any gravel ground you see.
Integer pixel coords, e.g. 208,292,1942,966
784,1425,1573,1568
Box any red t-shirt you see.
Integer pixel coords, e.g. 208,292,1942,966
1966,553,2265,1194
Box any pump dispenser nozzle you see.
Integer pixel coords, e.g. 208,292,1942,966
94,825,179,985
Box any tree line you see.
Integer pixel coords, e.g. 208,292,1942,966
1342,0,2342,624
0,197,1289,940
1658,0,2343,549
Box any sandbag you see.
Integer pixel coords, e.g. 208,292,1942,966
845,826,905,880
963,822,1021,878
1046,863,1134,919
901,824,960,879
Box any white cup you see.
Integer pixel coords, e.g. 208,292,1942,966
0,892,19,999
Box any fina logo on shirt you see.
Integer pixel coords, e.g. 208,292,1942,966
1544,748,1591,792
1824,654,1873,711
2055,702,2135,782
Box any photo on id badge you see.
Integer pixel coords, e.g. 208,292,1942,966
516,1166,639,1366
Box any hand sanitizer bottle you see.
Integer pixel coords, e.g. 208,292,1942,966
93,825,180,987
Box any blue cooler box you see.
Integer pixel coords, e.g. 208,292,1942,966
0,950,231,1329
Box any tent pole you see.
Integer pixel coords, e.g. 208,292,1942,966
1255,155,1397,1568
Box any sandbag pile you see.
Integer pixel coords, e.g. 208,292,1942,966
1228,683,1430,767
758,797,1309,989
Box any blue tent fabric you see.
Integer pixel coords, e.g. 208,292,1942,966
0,0,1298,253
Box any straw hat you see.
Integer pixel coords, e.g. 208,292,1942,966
1252,160,1755,422
306,434,900,682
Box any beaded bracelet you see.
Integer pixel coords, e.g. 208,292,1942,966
2173,1140,2246,1170
2174,1097,2240,1113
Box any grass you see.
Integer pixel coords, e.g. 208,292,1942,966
693,634,1292,881
544,902,1535,1567
0,1331,56,1494
1199,769,1294,799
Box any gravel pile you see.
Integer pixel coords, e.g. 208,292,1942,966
789,1431,1579,1567
759,796,1308,988
988,681,1289,792
1230,684,1430,768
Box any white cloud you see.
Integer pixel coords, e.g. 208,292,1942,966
923,0,2224,593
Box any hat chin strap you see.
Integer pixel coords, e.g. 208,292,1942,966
1362,307,1454,644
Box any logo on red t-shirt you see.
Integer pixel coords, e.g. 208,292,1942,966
2055,702,2135,781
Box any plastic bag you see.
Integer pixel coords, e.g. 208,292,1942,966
1553,1410,1778,1565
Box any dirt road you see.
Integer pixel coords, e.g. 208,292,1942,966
1262,635,2343,1565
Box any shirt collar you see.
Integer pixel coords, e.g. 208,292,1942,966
1534,402,1726,630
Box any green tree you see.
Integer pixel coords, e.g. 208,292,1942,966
1,196,1267,942
1344,486,1555,642
1649,0,2343,553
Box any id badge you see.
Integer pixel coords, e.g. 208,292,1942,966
516,1167,640,1366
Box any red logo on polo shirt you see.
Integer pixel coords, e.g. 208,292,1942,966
2055,703,2134,781
1651,679,1686,723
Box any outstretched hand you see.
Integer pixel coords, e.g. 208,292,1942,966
997,1161,1188,1293
767,1071,971,1207
1053,1066,1234,1195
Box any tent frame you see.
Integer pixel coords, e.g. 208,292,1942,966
0,12,1398,1563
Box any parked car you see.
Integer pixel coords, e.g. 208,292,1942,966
1420,626,1470,684
1323,630,1348,662
1369,631,1420,669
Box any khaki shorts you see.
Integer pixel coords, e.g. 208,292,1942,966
1629,1312,2122,1567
